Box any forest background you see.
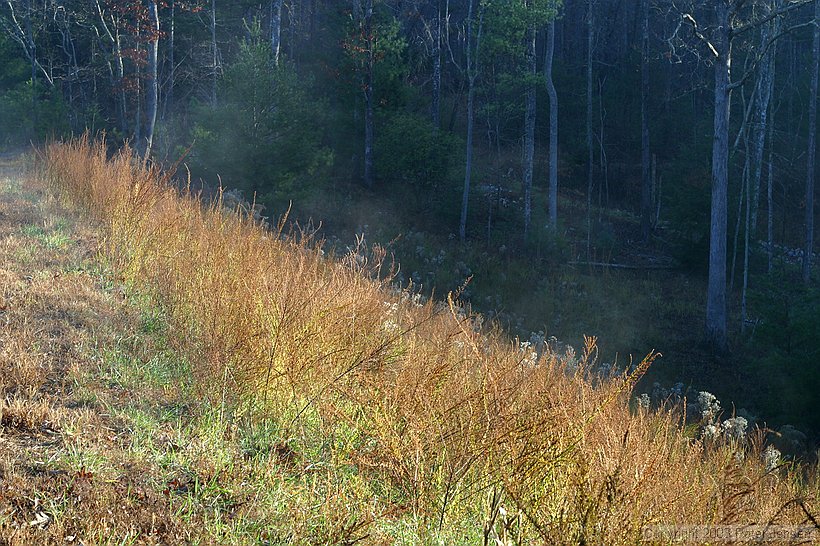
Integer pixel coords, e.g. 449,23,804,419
1,0,819,448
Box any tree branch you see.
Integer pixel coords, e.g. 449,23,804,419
729,20,813,90
682,13,719,57
731,0,813,37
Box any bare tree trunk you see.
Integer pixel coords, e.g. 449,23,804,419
143,1,159,160
653,155,661,225
741,176,752,333
598,77,608,214
640,0,651,241
586,0,595,257
706,0,731,353
750,4,779,234
523,21,536,240
459,0,482,241
431,0,441,129
731,83,752,290
54,2,81,130
3,0,55,93
134,33,142,146
545,21,558,230
741,107,752,333
162,0,175,122
730,120,748,291
211,0,217,106
363,0,375,188
288,1,297,65
804,0,819,284
25,0,36,134
767,80,775,274
92,1,128,135
271,0,283,66
114,27,127,135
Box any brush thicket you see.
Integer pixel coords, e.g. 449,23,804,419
39,136,819,543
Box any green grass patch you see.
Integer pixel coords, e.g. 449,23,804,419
20,219,73,249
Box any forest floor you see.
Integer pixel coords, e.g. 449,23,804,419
294,183,769,435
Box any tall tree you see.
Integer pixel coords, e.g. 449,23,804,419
804,0,818,283
162,0,174,122
431,0,442,129
585,0,594,256
24,0,34,130
750,0,780,234
522,5,536,239
705,0,734,352
92,0,128,136
640,0,651,241
2,0,58,136
674,0,812,352
143,1,159,160
459,0,483,241
545,20,558,230
364,0,375,188
271,0,283,66
211,0,217,106
767,87,776,273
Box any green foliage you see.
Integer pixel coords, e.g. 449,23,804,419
373,17,410,111
750,273,820,355
338,5,410,113
188,34,332,203
0,33,27,88
665,162,712,273
0,33,71,145
377,112,461,187
747,273,820,431
0,81,71,146
481,0,559,59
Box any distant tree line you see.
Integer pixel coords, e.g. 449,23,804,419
1,0,818,354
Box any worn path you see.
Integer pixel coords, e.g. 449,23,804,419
0,155,191,545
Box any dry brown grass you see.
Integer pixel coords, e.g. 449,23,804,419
0,158,195,545
22,136,820,544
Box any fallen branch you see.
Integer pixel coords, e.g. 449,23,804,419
568,261,676,270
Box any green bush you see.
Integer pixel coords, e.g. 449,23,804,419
376,112,461,188
188,36,332,204
747,273,820,431
0,81,70,146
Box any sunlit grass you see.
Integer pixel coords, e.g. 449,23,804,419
32,136,820,544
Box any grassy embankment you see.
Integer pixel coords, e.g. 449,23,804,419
0,139,817,544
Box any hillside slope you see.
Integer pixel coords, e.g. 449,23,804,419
0,155,195,543
1,145,819,544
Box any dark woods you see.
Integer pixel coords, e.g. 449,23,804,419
2,0,819,433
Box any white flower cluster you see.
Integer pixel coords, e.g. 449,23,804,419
635,393,651,410
721,416,748,440
518,341,539,367
696,405,749,443
762,445,782,472
381,301,400,334
700,423,720,441
697,391,721,423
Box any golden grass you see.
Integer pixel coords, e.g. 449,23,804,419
32,136,820,544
